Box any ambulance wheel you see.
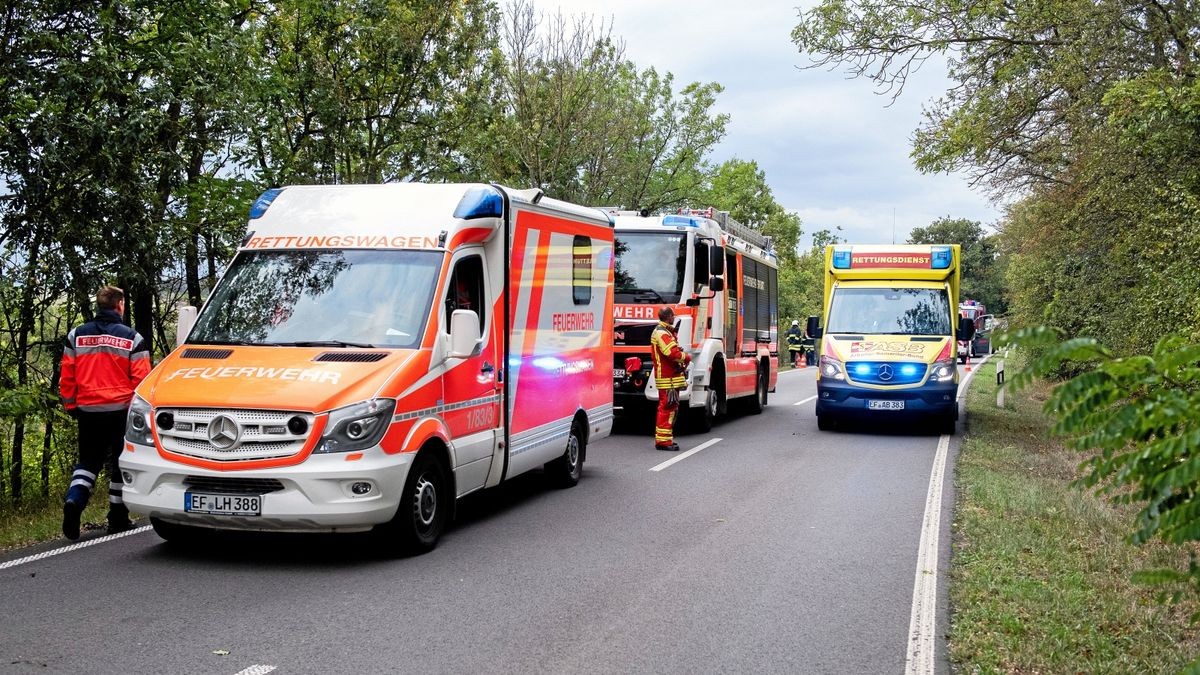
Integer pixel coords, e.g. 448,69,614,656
546,421,584,488
748,366,767,415
380,451,449,556
150,517,204,545
817,413,837,431
940,413,957,435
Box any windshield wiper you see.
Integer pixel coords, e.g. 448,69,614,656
618,287,666,303
263,340,380,349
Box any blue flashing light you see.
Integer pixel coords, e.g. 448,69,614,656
832,248,852,269
453,186,504,220
249,188,284,219
853,363,871,376
900,364,919,377
662,215,703,228
931,245,952,269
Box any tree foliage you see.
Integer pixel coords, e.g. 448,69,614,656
1007,327,1200,597
908,217,1005,313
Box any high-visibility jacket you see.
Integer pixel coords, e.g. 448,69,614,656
60,309,151,413
785,327,803,351
650,321,690,390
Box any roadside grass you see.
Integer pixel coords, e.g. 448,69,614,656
0,495,139,552
952,356,1200,672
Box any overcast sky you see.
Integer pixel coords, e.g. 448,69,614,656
543,0,1003,246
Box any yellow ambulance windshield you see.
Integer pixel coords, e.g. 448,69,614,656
827,286,952,335
190,249,442,349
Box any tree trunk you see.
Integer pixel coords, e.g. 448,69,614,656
41,416,53,498
10,414,24,505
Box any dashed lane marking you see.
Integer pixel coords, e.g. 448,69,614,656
0,526,152,571
793,395,818,406
648,438,723,472
234,665,277,675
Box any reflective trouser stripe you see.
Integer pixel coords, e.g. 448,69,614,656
654,376,686,389
655,391,679,446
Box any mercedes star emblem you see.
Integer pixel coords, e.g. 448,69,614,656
207,415,240,449
877,364,894,381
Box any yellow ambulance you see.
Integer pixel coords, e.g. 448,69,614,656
806,245,974,433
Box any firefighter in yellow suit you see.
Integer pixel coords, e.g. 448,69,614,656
650,306,691,451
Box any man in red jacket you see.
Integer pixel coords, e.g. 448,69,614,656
650,307,691,451
60,286,151,539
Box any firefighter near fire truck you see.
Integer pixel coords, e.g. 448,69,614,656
650,307,692,451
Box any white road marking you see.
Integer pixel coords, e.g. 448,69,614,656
0,526,152,571
905,353,992,673
793,395,817,406
648,438,722,472
234,665,276,675
905,433,949,675
779,367,812,376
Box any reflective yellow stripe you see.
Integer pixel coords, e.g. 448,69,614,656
655,377,686,389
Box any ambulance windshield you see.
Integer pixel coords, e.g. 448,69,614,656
190,249,442,348
613,232,687,303
827,287,952,336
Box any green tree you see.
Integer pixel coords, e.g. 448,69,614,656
908,217,1005,313
484,1,727,210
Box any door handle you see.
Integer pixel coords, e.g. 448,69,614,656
480,361,494,374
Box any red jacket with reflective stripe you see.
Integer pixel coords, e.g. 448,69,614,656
60,310,151,412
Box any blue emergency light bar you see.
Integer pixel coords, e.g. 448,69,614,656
662,215,704,228
249,188,284,219
831,247,852,269
454,186,504,220
931,245,952,269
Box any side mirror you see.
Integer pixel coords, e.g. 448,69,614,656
176,306,198,347
957,316,976,341
449,309,481,358
708,276,725,292
709,245,725,276
693,241,710,283
806,315,822,339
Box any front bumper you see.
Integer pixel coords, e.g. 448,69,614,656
119,444,413,533
815,379,958,418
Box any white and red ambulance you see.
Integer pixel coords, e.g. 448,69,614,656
120,183,615,554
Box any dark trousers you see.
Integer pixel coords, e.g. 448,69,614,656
66,410,128,521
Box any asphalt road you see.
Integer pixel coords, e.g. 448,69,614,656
0,366,970,674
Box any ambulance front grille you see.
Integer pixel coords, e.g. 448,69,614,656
155,408,314,462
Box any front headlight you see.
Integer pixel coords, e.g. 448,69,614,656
126,394,153,445
819,355,846,381
315,398,396,454
930,358,957,382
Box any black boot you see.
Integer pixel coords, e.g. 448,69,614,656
107,504,132,535
62,501,82,541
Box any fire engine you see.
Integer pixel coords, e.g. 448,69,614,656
958,300,990,362
608,207,779,431
120,183,614,554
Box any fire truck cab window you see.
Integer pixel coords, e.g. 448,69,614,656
613,232,688,304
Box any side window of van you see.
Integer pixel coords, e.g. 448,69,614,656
572,235,592,306
446,255,485,333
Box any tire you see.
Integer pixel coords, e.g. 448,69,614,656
817,413,836,431
940,412,957,435
545,421,585,488
150,516,206,544
377,451,450,556
747,366,767,415
692,388,718,433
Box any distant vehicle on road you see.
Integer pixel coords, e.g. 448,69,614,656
806,245,975,433
120,183,614,554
